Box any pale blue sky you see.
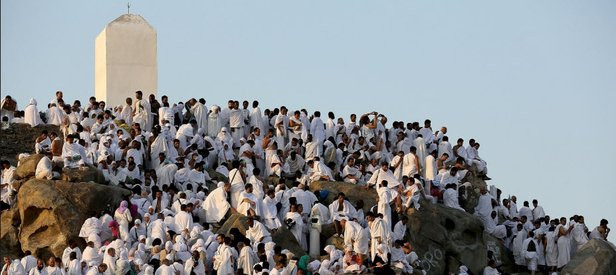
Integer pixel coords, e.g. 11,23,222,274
2,1,615,241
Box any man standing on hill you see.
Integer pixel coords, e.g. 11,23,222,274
532,199,545,222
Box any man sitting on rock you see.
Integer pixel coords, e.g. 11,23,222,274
62,134,86,169
35,151,60,180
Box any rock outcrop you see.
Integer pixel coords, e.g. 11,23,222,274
15,179,130,259
309,181,377,213
0,208,21,259
561,239,616,275
307,179,514,274
404,203,487,274
0,123,61,165
217,213,306,257
61,167,106,184
14,154,45,180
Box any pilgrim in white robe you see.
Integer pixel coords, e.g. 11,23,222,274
342,165,362,184
413,137,427,169
572,223,589,249
443,188,464,211
47,105,65,126
389,155,404,182
369,217,390,261
24,99,42,127
149,135,168,170
376,186,397,227
291,188,317,218
202,186,231,224
328,200,357,222
184,256,206,275
424,154,437,181
545,230,558,267
156,161,177,188
207,106,222,138
20,255,36,274
402,153,419,178
133,98,151,131
262,196,282,230
484,215,507,239
176,124,195,151
62,142,86,168
213,244,234,275
190,102,208,131
512,229,527,265
247,175,265,200
228,168,245,209
1,260,26,275
237,190,261,216
120,104,133,126
174,210,194,232
474,193,494,220
246,220,272,245
344,220,369,255
366,167,401,188
35,155,56,180
114,207,133,242
556,224,571,268
285,211,307,251
311,203,331,225
392,220,406,242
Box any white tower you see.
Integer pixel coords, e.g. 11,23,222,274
95,13,157,108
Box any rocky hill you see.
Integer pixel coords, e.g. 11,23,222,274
1,123,614,274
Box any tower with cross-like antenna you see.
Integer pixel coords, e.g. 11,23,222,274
95,12,157,108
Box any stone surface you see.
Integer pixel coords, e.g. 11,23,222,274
325,235,345,251
272,227,307,258
0,208,22,259
309,181,377,213
459,172,488,214
14,154,44,179
561,239,616,275
404,202,490,274
16,179,130,259
61,166,106,184
217,213,306,257
0,123,61,166
216,213,249,236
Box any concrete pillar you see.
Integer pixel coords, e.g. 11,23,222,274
95,14,157,108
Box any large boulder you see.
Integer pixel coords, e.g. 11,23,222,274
459,172,488,213
61,166,106,184
561,239,616,275
16,179,130,259
404,202,492,274
217,214,306,257
0,207,22,259
272,227,307,258
217,214,249,236
309,181,377,213
206,169,228,183
14,154,44,180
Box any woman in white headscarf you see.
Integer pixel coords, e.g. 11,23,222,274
237,243,258,275
114,201,133,243
115,258,131,275
207,105,222,138
24,98,42,127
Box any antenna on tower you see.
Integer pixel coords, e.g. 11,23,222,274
127,2,131,14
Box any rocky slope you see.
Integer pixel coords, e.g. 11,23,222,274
0,123,61,165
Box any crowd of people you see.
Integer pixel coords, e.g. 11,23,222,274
0,92,611,275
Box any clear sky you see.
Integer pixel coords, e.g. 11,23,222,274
2,1,615,241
